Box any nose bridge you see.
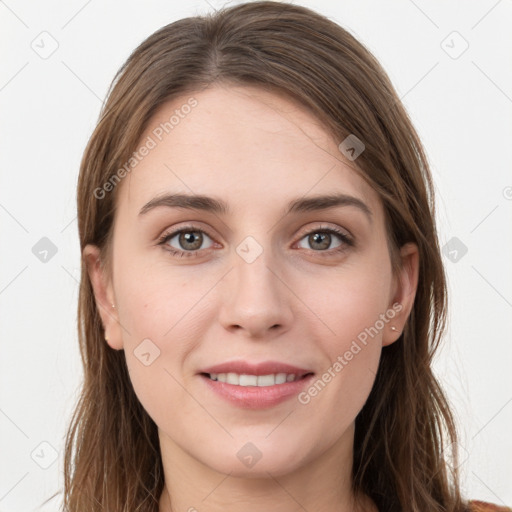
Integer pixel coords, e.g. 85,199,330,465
218,235,292,336
235,238,277,298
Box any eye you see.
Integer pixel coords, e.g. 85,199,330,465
158,226,215,258
157,224,354,259
296,225,353,255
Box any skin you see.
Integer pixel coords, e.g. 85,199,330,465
84,84,419,512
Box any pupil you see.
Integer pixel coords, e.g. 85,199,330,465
181,231,202,250
311,232,329,250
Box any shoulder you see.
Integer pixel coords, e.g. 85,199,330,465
468,500,512,512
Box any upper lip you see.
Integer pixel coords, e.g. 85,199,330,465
199,360,314,377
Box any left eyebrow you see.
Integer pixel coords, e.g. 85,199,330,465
138,192,373,223
286,193,373,223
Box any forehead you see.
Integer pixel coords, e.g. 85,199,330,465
116,84,382,220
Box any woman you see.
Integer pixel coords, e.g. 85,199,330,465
54,2,510,511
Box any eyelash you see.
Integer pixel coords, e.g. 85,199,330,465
157,224,354,259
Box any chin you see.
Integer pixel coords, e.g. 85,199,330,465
199,440,310,478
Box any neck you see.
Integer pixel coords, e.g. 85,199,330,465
157,422,377,512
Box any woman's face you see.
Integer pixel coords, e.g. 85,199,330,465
85,84,417,478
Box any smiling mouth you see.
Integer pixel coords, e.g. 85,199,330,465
200,372,314,387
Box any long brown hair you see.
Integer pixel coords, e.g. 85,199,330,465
48,2,470,510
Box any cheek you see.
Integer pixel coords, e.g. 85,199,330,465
118,273,209,368
120,297,210,432
113,255,217,420
312,258,392,343
114,248,201,340
299,259,391,413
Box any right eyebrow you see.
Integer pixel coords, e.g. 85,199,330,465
138,193,231,217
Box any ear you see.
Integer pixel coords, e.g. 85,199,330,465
382,242,419,347
83,244,124,350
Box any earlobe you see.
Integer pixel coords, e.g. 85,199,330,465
82,244,123,350
382,242,419,347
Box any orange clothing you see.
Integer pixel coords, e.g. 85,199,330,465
469,501,512,512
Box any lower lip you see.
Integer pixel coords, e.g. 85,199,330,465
199,373,315,409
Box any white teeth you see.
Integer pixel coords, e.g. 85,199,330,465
275,373,288,384
257,374,276,386
239,374,258,386
226,372,239,385
208,372,299,386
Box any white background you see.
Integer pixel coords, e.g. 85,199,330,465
1,0,511,510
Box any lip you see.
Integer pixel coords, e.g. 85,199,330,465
200,373,315,409
199,360,313,378
198,360,315,410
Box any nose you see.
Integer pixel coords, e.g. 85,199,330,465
218,246,293,339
